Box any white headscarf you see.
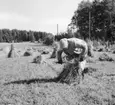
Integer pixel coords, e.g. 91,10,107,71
59,38,68,50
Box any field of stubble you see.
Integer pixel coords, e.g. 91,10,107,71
0,42,115,105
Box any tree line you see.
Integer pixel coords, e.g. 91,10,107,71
70,0,115,42
55,0,115,43
1,0,115,44
0,29,53,43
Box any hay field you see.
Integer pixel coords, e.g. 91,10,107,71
0,42,115,105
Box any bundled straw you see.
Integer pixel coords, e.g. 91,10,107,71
33,55,42,64
24,50,33,56
56,60,83,84
8,44,19,58
99,53,114,61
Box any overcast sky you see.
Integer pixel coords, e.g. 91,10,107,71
0,0,88,34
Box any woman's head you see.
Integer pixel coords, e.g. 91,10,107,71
60,38,68,50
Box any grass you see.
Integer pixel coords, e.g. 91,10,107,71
0,42,115,105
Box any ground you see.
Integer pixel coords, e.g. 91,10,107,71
0,42,115,105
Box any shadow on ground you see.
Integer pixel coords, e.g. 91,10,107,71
4,67,97,85
4,78,60,85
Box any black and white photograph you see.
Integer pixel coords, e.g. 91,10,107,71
0,0,115,105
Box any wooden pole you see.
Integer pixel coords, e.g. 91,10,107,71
110,0,114,44
89,10,91,40
57,24,59,35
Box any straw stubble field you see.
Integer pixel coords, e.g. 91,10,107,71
0,42,115,105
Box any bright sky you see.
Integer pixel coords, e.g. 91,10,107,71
0,0,86,34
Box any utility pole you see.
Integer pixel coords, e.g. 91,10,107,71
110,0,114,44
89,10,91,40
88,0,92,40
110,0,114,26
57,24,59,35
89,5,91,40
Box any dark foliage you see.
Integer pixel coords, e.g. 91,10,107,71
0,29,54,43
70,0,115,42
43,34,54,45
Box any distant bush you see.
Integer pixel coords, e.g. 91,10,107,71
55,32,73,41
43,34,54,45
